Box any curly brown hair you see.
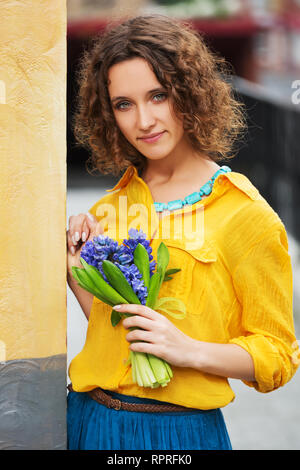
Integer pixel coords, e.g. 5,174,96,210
71,14,247,178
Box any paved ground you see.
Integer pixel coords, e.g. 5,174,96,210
67,173,300,450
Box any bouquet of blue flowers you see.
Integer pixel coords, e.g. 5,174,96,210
71,228,186,388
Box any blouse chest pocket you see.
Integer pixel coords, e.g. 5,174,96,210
158,238,218,313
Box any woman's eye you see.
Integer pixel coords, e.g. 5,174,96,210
115,101,131,110
153,93,167,102
114,93,167,110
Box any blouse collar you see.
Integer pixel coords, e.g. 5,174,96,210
106,164,260,202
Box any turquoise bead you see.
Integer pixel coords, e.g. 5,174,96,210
201,182,213,195
213,170,223,179
154,165,232,212
185,192,202,204
154,202,167,212
220,166,232,172
167,199,184,211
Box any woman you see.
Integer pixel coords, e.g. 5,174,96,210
66,15,299,450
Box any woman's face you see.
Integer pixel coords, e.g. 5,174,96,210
107,57,187,162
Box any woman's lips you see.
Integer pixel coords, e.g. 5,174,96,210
138,131,165,143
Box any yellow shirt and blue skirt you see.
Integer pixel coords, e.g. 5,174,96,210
67,165,299,450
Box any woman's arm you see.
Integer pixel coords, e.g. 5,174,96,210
66,212,102,321
116,304,256,382
186,340,255,382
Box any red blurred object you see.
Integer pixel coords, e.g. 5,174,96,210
278,0,300,30
67,14,275,82
67,14,273,38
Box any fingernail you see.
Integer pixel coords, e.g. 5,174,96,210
71,246,75,255
72,235,77,245
113,305,121,310
82,231,87,242
75,231,80,242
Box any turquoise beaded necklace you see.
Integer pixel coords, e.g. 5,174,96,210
153,165,232,213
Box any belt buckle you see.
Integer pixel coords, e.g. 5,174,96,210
110,398,122,411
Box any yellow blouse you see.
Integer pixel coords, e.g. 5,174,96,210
68,165,299,410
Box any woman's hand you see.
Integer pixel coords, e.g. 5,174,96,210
66,212,103,275
117,304,198,368
117,304,256,381
66,212,104,320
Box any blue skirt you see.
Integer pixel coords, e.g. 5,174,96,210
67,389,232,451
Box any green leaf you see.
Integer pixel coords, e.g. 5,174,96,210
157,242,169,272
71,266,81,282
102,259,141,304
133,243,150,289
145,272,161,309
163,268,182,282
111,309,122,327
165,268,181,275
156,242,170,291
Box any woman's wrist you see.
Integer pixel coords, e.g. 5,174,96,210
181,337,205,370
182,337,256,382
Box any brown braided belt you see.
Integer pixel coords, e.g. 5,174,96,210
67,383,198,413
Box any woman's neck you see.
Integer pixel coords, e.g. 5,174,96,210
140,156,221,206
141,154,220,187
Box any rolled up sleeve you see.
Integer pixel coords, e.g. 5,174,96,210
229,224,299,393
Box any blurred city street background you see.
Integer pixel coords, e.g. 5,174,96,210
66,0,300,450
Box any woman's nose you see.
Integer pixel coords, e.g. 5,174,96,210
136,105,156,130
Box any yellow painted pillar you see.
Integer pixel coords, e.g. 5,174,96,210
0,1,66,449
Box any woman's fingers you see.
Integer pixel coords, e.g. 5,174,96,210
67,214,84,251
81,220,89,242
69,214,84,245
123,314,154,331
125,328,154,344
116,304,162,321
86,214,103,240
87,221,104,242
67,213,100,253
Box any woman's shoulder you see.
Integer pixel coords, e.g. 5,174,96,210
224,170,263,202
217,170,288,267
225,170,284,230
